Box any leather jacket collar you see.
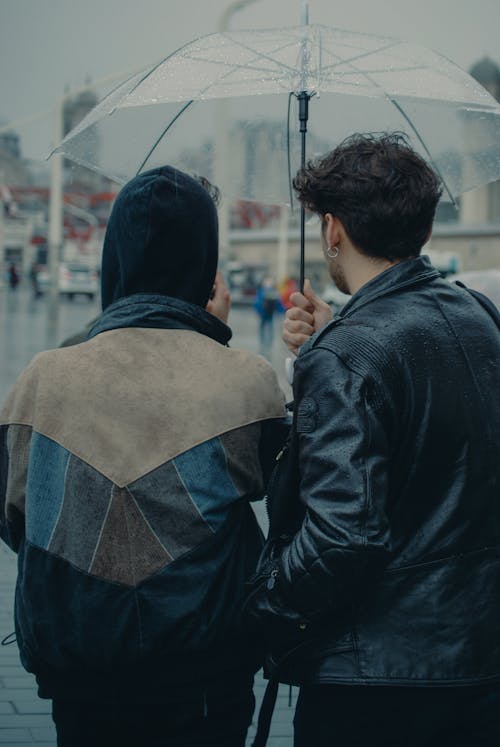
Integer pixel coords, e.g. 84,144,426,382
299,256,440,357
338,255,440,319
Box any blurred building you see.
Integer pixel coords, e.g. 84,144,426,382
0,130,21,160
460,56,500,224
0,129,30,185
0,83,115,275
471,57,500,101
179,117,329,231
62,82,111,194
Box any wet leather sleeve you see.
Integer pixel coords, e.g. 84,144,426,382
278,346,392,618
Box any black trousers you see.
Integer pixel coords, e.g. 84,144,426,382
294,684,500,747
52,675,255,747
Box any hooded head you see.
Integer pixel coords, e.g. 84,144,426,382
101,166,219,310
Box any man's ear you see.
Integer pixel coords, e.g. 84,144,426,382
324,213,343,247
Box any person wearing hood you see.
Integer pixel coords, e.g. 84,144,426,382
0,167,286,746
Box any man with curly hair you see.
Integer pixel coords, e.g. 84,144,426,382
248,133,500,747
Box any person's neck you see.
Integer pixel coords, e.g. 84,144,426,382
345,255,402,295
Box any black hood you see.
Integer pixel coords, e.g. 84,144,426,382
101,166,218,310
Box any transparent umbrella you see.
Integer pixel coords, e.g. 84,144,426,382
53,22,500,286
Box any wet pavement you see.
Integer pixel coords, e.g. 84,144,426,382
0,285,295,745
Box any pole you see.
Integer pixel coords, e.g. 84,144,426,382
47,97,63,329
215,0,262,263
301,1,309,27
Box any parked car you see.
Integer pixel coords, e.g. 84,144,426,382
58,263,98,300
225,261,268,305
448,269,500,310
37,263,99,300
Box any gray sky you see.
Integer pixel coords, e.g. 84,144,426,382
1,0,499,159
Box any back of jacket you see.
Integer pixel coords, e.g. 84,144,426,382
0,320,286,699
268,257,500,686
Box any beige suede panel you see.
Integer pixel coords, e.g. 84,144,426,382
0,356,41,427
5,424,32,518
0,329,285,487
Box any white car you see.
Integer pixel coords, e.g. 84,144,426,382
58,263,99,300
36,264,98,300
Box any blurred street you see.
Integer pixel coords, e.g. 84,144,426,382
0,284,295,745
0,285,292,402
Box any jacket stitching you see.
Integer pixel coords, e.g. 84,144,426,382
172,462,215,535
88,483,114,573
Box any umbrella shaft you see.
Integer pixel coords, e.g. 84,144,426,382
300,204,306,293
300,114,307,292
297,92,310,292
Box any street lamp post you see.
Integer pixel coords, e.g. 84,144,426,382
45,72,134,337
214,0,262,262
47,97,64,327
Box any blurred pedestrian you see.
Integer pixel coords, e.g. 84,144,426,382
29,261,41,299
247,133,500,747
278,276,298,310
254,276,284,354
7,262,19,290
0,167,287,747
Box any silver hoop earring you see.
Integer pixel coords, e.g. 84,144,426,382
326,245,339,259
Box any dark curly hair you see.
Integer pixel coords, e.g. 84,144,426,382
194,175,221,207
293,132,442,261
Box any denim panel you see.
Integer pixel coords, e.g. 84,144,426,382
128,459,212,559
26,432,70,549
48,455,114,571
173,437,239,532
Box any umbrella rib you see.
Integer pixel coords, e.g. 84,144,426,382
316,41,400,77
219,33,305,80
330,64,427,78
135,100,194,175
121,30,292,103
173,53,286,76
329,50,458,204
176,37,300,98
132,35,302,177
170,52,293,86
389,98,457,205
122,32,226,100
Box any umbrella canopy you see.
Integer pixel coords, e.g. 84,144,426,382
54,23,500,207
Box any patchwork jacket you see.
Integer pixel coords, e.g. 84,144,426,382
0,295,286,699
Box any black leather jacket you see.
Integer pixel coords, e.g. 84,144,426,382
249,256,500,687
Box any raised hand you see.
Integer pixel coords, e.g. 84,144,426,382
283,279,333,355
